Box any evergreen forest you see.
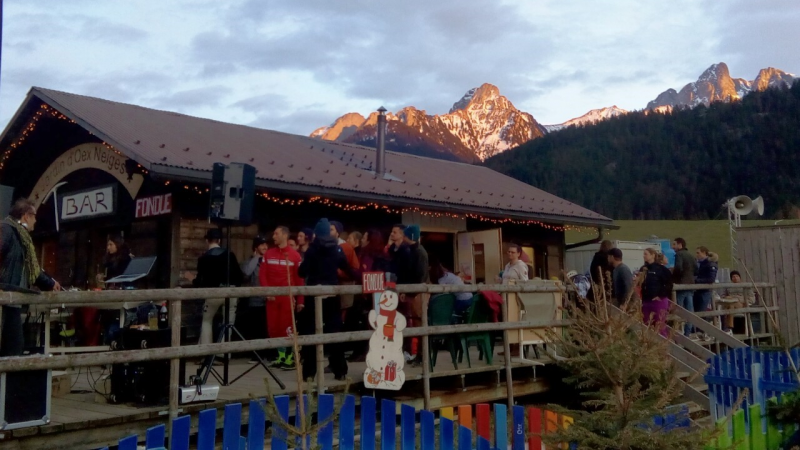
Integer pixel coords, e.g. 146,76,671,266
484,82,800,219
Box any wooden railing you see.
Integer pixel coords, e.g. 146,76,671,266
0,283,569,432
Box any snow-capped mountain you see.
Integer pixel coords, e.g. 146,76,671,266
310,84,546,162
543,106,628,132
311,63,796,163
647,63,796,110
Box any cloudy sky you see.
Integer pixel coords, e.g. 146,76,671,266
1,0,799,134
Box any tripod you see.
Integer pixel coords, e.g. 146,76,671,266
192,225,285,389
192,298,284,388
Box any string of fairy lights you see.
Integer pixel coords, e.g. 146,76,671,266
166,181,599,233
0,104,77,172
2,102,600,234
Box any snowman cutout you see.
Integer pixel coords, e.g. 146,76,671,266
364,274,406,390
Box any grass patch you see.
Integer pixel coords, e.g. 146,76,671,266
566,219,800,268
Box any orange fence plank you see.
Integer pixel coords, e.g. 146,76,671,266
458,405,472,429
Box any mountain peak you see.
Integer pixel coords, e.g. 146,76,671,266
449,87,478,113
754,67,796,91
647,63,796,111
698,62,730,82
449,83,502,113
312,83,544,162
310,112,366,141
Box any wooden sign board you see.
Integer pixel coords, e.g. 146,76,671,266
362,272,385,294
60,185,115,222
135,193,172,218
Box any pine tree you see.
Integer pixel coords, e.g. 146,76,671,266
542,293,712,449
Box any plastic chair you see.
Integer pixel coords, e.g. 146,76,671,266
458,294,494,367
428,294,460,369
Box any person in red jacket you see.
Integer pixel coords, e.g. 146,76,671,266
259,225,304,370
330,221,360,322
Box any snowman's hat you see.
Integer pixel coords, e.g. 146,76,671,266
384,272,398,292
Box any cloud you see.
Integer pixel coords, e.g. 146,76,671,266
2,0,800,136
188,0,556,114
248,108,346,134
147,86,234,109
703,0,800,78
231,93,290,112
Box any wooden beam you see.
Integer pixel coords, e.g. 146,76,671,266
0,283,572,306
0,320,570,372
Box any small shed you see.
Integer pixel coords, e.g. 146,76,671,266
737,224,799,344
565,240,658,275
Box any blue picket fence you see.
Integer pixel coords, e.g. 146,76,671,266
97,395,577,450
705,347,800,425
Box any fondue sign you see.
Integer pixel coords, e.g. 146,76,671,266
60,185,116,221
135,193,172,218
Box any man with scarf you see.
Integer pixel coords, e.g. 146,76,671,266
1,198,60,356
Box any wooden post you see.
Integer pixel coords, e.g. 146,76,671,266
168,299,182,438
315,295,325,394
421,294,431,410
501,293,514,410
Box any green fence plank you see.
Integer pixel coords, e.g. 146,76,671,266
747,404,766,450
717,417,732,449
731,409,748,450
766,398,782,450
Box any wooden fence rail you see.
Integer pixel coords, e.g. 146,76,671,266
0,283,574,428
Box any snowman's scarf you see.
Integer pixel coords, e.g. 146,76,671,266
380,308,397,341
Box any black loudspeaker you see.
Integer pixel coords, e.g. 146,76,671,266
109,329,171,405
0,185,14,218
209,162,256,225
0,363,50,430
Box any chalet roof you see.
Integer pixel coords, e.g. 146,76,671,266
3,87,612,227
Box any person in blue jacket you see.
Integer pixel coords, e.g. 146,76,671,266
693,246,718,340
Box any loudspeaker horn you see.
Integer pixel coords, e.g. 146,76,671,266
729,195,754,216
752,196,765,216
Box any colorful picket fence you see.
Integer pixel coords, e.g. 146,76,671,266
705,347,800,423
98,395,577,450
704,347,800,449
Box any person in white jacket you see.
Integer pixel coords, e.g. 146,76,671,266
501,244,529,284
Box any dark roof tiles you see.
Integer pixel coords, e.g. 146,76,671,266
27,87,610,225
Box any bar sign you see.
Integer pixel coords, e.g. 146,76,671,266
362,272,385,294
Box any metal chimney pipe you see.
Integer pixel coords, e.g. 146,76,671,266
376,106,387,177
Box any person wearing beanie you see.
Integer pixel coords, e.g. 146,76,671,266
260,226,304,369
402,223,429,364
297,227,314,259
298,218,359,381
403,225,429,284
238,234,270,359
184,227,244,346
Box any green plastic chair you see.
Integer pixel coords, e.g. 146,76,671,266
428,294,460,370
458,293,494,367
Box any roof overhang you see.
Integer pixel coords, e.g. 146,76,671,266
150,163,615,228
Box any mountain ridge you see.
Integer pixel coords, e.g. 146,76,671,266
312,63,796,162
646,62,795,110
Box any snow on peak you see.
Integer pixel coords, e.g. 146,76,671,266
449,87,478,113
648,62,795,111
544,106,628,132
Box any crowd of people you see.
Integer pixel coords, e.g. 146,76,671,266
188,218,506,381
572,238,755,340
